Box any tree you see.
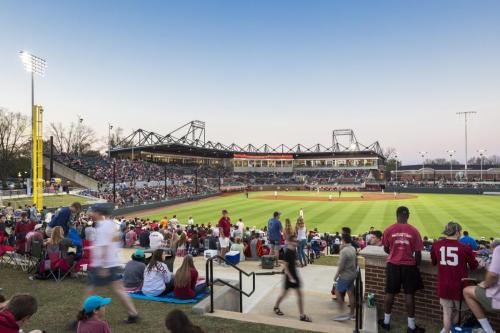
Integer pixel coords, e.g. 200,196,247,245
0,108,29,186
48,121,97,155
383,147,397,160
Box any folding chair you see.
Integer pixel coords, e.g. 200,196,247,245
27,239,44,274
0,244,16,267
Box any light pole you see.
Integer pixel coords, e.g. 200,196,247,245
457,111,477,181
19,51,47,195
477,149,487,182
108,123,113,158
77,115,83,156
446,150,456,183
419,151,427,181
394,153,399,184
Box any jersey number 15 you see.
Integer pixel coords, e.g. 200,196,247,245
439,246,459,266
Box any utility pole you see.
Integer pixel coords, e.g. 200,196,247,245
113,162,116,204
456,111,477,181
446,150,456,183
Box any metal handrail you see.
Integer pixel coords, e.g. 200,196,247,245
205,255,256,313
353,266,364,333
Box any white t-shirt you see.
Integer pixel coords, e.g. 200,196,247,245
92,219,121,268
297,226,307,240
236,221,245,233
299,209,304,218
85,226,97,242
187,218,194,225
142,262,172,296
149,231,164,249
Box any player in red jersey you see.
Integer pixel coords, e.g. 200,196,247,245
431,222,478,333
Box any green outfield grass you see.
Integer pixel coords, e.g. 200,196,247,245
140,191,500,239
1,194,93,208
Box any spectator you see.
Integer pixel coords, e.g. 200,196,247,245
47,202,82,235
230,237,245,261
149,227,164,250
14,212,35,254
333,233,357,321
173,255,206,299
86,203,139,324
142,249,174,296
268,211,283,267
331,231,341,254
217,210,231,262
125,226,137,248
123,249,146,291
295,217,307,267
77,295,112,333
165,309,204,333
283,218,295,251
463,240,500,333
0,294,39,333
430,222,478,333
273,235,312,322
369,230,383,246
460,231,478,251
139,227,150,248
379,206,425,333
84,221,96,242
175,233,188,257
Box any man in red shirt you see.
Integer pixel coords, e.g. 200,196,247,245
431,222,478,333
379,206,425,333
218,209,231,263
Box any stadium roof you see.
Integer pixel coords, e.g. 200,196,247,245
112,121,385,159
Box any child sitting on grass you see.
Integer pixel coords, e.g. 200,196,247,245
77,295,112,333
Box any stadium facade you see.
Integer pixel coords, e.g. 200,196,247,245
110,121,386,181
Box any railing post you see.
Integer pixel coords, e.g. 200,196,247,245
210,259,214,313
239,271,243,313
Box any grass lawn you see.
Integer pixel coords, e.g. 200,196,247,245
140,191,500,239
2,194,93,209
0,268,312,333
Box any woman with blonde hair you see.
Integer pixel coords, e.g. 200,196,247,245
295,217,307,267
173,255,206,299
283,218,296,251
45,225,64,246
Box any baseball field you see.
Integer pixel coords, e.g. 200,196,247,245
137,191,500,239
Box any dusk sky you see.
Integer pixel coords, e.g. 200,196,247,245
1,1,499,164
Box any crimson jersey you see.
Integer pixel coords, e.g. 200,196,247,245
430,239,478,300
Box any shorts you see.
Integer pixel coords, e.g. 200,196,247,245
385,263,423,294
269,240,281,250
285,276,301,289
218,237,229,249
88,267,122,287
336,278,355,293
474,286,497,313
440,298,468,311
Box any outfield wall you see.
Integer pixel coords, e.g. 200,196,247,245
384,186,500,195
111,192,220,216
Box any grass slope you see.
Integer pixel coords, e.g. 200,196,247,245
141,192,500,239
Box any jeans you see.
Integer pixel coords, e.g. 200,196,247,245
298,239,307,264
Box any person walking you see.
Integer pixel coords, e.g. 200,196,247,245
267,211,283,267
273,235,312,323
85,203,139,324
379,206,425,333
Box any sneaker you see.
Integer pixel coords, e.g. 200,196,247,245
407,325,425,333
125,315,140,324
333,314,351,321
378,319,391,331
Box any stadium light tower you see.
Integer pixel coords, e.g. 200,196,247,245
446,150,456,183
477,149,487,181
19,51,47,195
419,151,427,181
108,123,113,158
394,153,399,184
77,115,83,156
456,111,477,181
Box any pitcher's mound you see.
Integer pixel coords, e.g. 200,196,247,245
256,193,417,202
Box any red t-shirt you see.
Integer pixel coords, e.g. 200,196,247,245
430,238,478,300
218,217,231,238
382,223,423,266
174,268,199,299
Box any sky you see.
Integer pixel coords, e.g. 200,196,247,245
1,0,499,164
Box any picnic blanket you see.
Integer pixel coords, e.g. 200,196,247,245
128,290,208,304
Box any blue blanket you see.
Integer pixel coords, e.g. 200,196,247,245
128,290,208,304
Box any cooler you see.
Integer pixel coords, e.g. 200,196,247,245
261,255,275,269
225,250,241,265
204,249,218,260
